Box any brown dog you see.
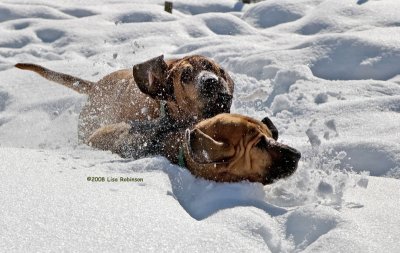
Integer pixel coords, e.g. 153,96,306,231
185,113,301,184
15,55,234,144
88,113,301,185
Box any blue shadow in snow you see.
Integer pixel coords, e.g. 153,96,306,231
357,0,368,5
164,161,288,220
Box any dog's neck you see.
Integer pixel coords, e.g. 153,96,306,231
128,101,196,161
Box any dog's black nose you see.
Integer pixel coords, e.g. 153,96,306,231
199,71,220,96
275,144,301,174
282,145,301,160
202,76,218,88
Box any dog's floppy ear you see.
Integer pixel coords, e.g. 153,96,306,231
132,55,173,100
261,116,278,140
186,128,235,164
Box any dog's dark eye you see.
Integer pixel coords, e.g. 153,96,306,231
202,61,214,71
181,67,193,84
219,68,227,80
255,137,269,151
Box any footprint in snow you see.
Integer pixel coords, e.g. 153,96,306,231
12,21,30,30
60,8,96,18
285,206,339,251
36,28,64,43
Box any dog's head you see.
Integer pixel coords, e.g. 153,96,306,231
132,55,234,120
184,113,301,185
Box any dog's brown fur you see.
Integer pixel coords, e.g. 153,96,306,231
15,55,234,142
88,113,301,185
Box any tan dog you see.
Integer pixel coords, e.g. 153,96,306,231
15,55,234,144
185,113,301,184
88,113,301,185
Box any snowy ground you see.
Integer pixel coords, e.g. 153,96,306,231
1,0,399,252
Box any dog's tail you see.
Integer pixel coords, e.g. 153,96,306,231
15,63,95,94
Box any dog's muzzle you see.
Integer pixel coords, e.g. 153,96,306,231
198,71,227,96
197,71,233,117
264,141,301,184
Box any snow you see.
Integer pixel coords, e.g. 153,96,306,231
1,0,399,252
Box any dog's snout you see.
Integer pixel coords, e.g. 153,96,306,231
282,145,301,160
217,92,233,103
198,71,221,95
196,70,233,117
264,143,301,184
275,144,301,170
